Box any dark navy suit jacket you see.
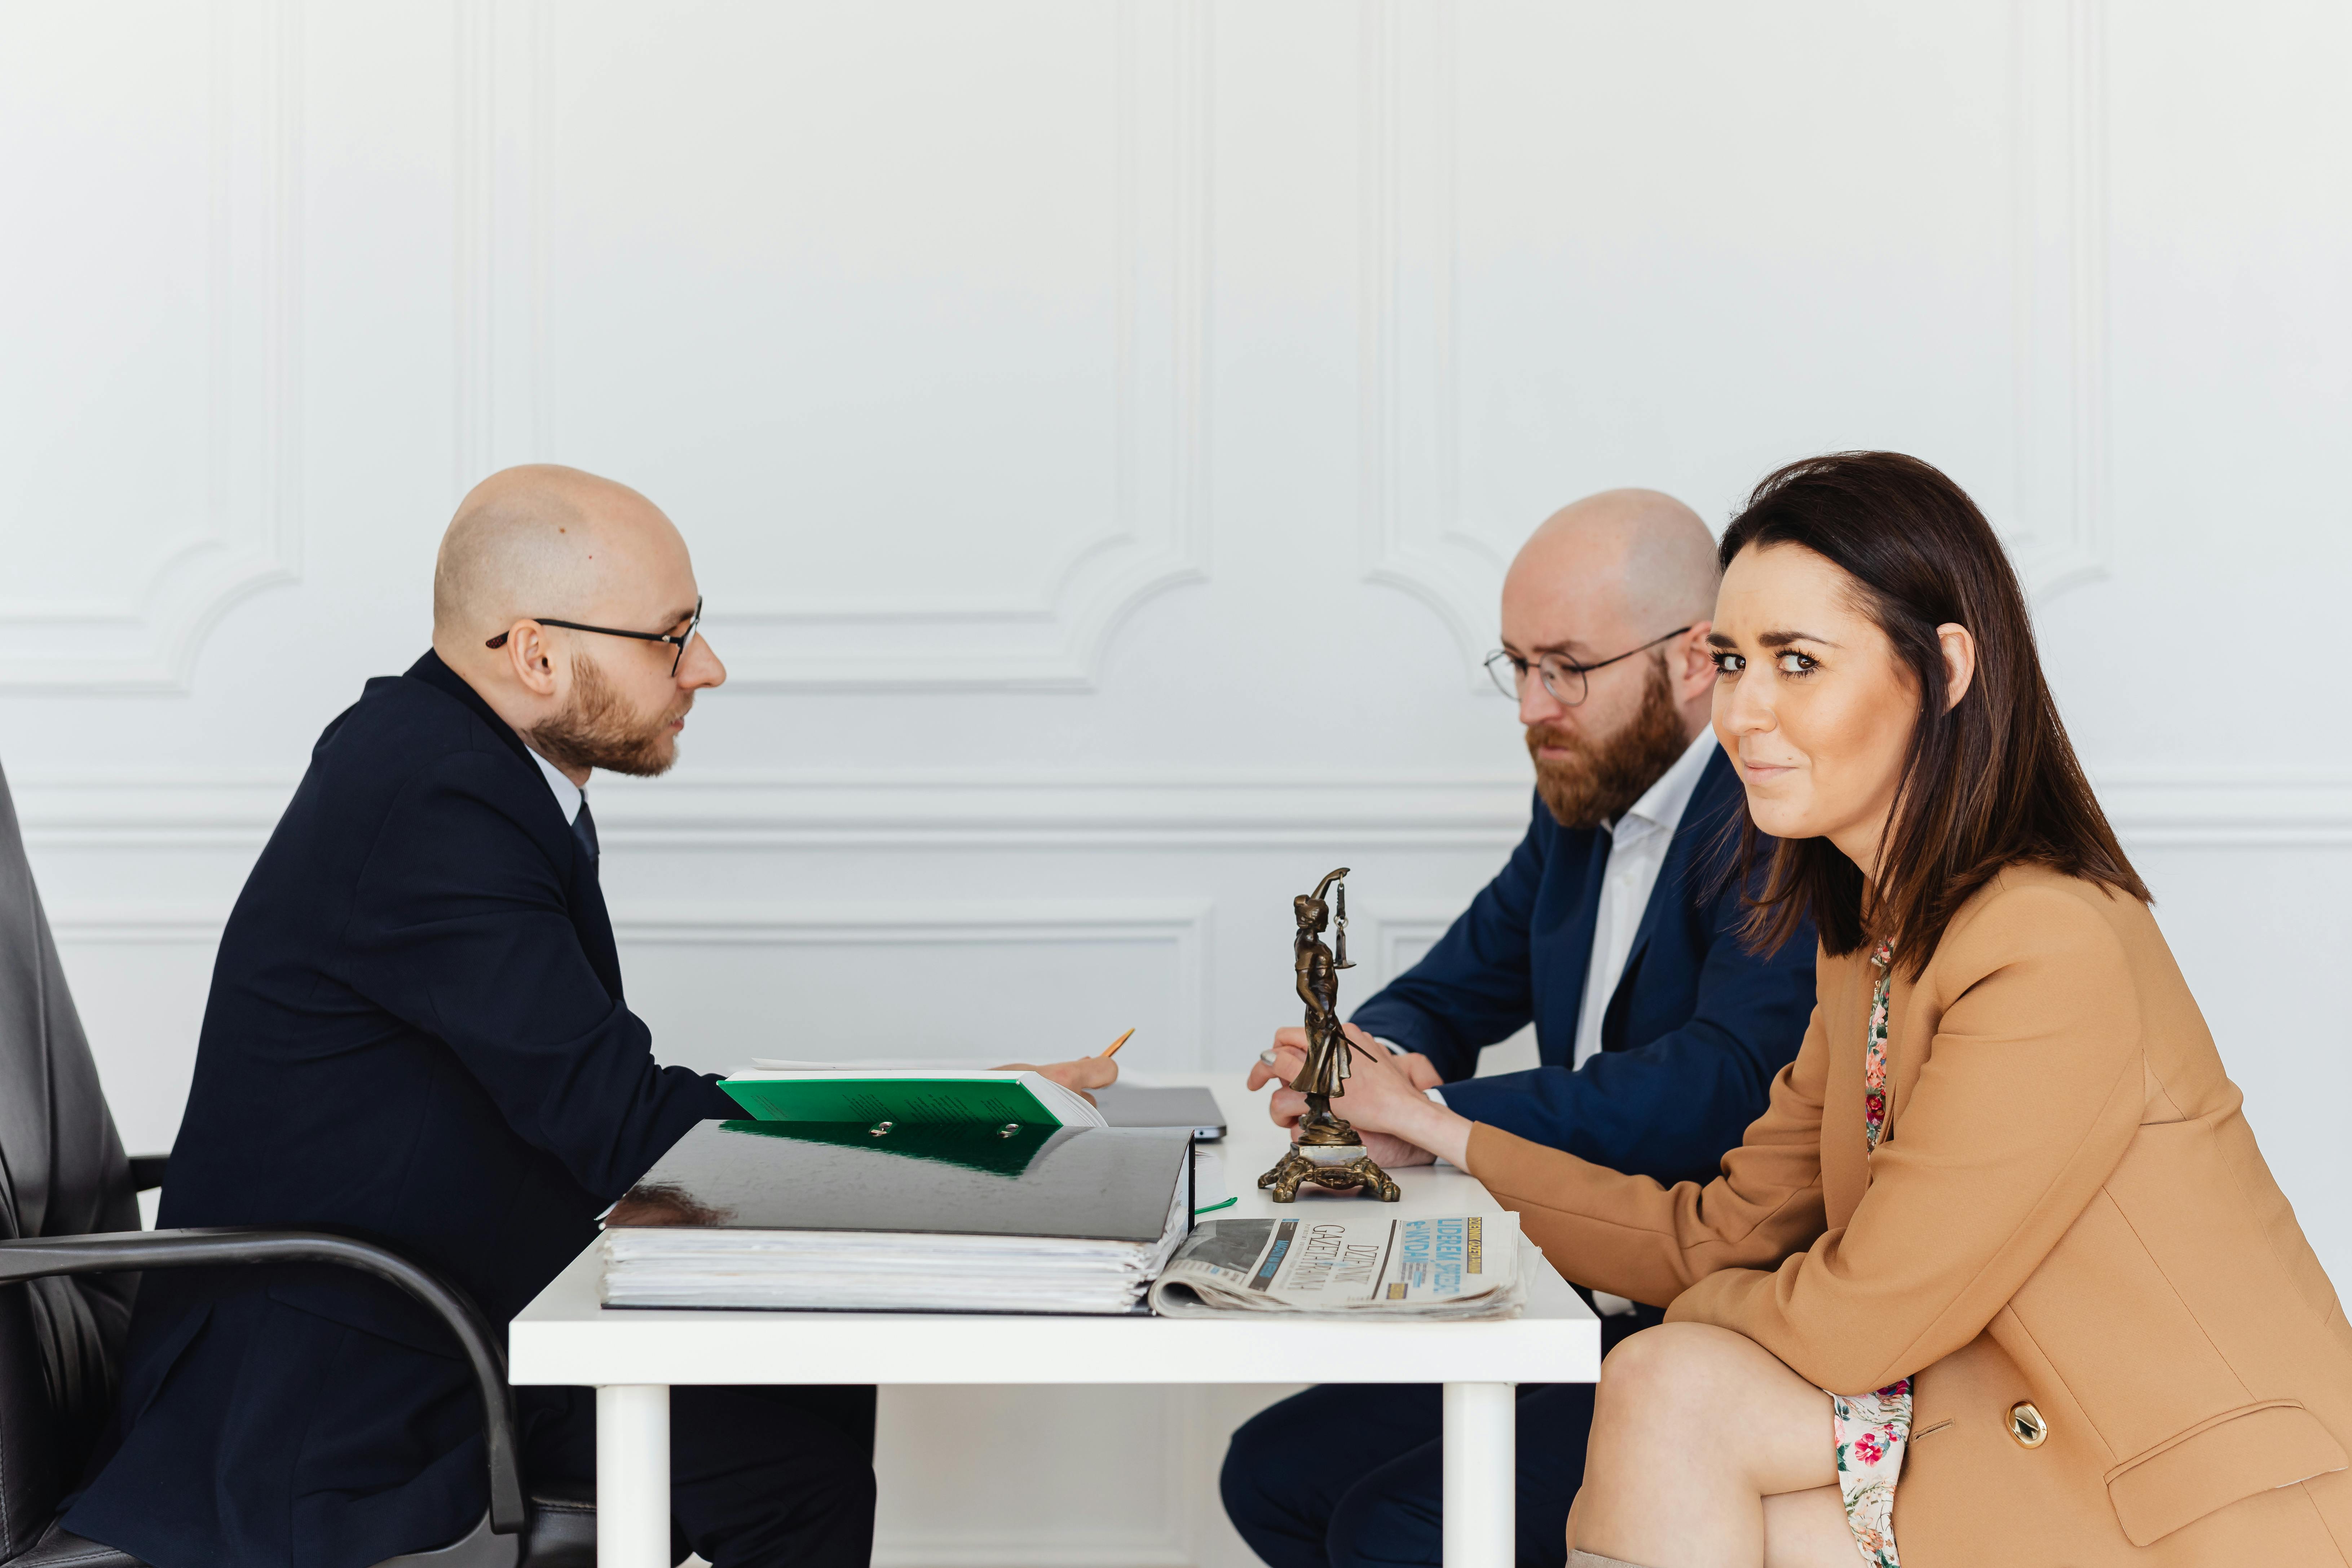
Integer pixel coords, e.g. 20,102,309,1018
66,652,734,1568
1351,749,1816,1186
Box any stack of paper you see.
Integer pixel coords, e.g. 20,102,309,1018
601,1119,1194,1314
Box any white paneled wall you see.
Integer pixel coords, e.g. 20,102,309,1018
5,3,2349,1563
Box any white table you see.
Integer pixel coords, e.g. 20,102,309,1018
509,1076,1599,1567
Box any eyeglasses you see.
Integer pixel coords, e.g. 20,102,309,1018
1483,625,1692,706
486,596,704,677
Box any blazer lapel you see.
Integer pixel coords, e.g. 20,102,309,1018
406,649,627,1001
1882,962,1925,1151
1601,749,1742,1040
569,845,625,1002
1818,949,1874,1227
1538,829,1610,1069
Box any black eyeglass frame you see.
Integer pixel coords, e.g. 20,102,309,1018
485,596,704,677
1482,624,1694,706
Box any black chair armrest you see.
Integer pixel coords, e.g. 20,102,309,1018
126,1154,169,1192
0,1228,524,1536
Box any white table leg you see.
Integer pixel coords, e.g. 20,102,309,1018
1442,1381,1516,1568
597,1384,671,1568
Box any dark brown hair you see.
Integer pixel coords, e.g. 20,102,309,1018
1719,451,2146,973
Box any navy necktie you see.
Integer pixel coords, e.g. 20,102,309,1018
572,796,600,870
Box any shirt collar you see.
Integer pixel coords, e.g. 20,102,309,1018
528,747,584,826
1610,727,1719,841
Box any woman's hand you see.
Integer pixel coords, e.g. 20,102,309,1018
1259,1023,1474,1170
1248,1026,1443,1092
998,1056,1118,1105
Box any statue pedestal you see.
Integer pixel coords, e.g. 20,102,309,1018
1257,1105,1400,1202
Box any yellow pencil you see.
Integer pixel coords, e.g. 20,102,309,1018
1098,1027,1137,1059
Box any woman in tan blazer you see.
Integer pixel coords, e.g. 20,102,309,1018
1266,452,2352,1565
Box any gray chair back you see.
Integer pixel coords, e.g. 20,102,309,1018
0,761,138,1554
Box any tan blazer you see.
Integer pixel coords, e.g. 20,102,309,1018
1469,864,2352,1563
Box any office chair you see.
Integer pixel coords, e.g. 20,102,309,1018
0,761,681,1568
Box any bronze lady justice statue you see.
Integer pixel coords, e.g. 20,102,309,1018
1258,868,1402,1202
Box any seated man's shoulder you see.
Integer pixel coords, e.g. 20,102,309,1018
326,668,506,760
294,669,545,840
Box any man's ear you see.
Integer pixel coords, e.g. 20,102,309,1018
501,621,561,697
1936,622,1977,712
1676,620,1718,701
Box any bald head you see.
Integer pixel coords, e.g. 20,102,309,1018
1508,488,1718,639
1499,487,1721,771
430,465,721,783
433,464,685,640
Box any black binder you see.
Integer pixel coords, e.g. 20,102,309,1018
601,1120,1196,1312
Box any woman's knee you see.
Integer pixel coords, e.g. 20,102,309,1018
1595,1322,1753,1410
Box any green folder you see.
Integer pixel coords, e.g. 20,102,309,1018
717,1118,1061,1179
716,1075,1064,1128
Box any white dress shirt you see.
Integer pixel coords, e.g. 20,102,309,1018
1570,726,1719,1068
528,747,585,826
1394,726,1720,1105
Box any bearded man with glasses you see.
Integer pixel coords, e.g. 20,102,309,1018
64,466,1113,1568
1223,489,1817,1568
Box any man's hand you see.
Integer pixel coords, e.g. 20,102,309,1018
998,1056,1117,1105
1252,1024,1471,1170
1393,1050,1444,1091
1247,1027,1441,1092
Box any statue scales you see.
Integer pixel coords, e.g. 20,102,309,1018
1257,867,1401,1202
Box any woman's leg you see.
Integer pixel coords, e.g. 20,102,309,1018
1761,1487,1855,1568
1570,1323,1854,1568
1568,1485,1850,1568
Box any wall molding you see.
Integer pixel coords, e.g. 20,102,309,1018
0,0,304,692
452,0,1212,691
873,1537,1192,1568
2088,772,2352,849
1357,0,1487,680
20,767,2352,853
618,899,1213,1068
42,896,1215,1066
2004,0,2110,596
877,1380,1204,1568
10,771,1534,853
1358,901,1468,992
1357,0,2113,673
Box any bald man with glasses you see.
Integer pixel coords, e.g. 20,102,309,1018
64,468,1112,1568
1223,490,1817,1568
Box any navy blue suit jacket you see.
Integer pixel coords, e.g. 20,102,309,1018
67,653,734,1568
1351,749,1815,1185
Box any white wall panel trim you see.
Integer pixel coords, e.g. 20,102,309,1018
2095,772,2352,849
873,1538,1192,1568
0,0,304,693
44,897,1214,1065
9,772,1533,852
626,899,1215,1069
2006,0,2111,596
19,769,2352,852
453,0,1213,692
1356,0,1479,680
1359,901,1471,991
1357,0,2114,675
43,907,230,946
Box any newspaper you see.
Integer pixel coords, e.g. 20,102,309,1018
1147,1211,1524,1320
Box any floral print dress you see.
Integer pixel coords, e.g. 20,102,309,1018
1829,940,1912,1567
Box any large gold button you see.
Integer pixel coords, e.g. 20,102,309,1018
2009,1401,2049,1449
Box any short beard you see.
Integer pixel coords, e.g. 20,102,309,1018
1526,655,1691,830
526,654,688,779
